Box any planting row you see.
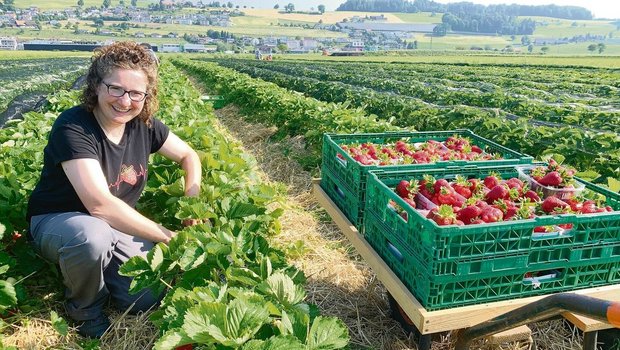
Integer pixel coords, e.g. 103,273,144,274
206,59,619,182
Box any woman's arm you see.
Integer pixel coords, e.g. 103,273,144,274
61,158,175,243
156,131,202,197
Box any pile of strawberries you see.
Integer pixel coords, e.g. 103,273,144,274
339,136,500,166
392,171,614,227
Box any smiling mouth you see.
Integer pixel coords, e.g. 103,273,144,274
112,106,131,113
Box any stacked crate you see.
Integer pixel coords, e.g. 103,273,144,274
320,130,533,230
363,165,620,310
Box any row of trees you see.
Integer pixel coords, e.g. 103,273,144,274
337,0,593,35
337,0,592,20
273,3,326,14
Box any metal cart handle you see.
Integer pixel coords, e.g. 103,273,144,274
454,293,620,350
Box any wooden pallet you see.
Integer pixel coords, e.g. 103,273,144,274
312,179,620,341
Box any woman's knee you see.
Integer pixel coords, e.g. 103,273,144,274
59,215,117,261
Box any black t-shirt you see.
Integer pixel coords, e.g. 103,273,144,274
27,105,169,220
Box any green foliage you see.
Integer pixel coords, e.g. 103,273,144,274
50,310,69,336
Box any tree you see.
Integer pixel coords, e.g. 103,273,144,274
131,0,137,6
102,0,111,8
318,4,325,14
284,3,294,13
119,0,125,6
597,43,606,54
527,44,533,53
587,43,597,53
277,43,288,53
540,46,549,54
93,18,104,27
77,0,84,6
273,4,279,9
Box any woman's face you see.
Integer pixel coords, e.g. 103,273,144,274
95,68,148,126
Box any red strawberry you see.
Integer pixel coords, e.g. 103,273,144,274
396,180,414,199
580,200,598,214
523,190,541,203
480,206,503,223
483,174,501,189
541,196,569,214
433,179,451,193
120,164,138,185
403,197,416,209
427,205,457,226
538,171,562,187
485,184,509,204
457,205,482,225
564,198,583,212
467,178,482,193
452,176,472,199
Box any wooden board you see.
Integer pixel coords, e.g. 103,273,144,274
312,179,620,334
562,312,614,332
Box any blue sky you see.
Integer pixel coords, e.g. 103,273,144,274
231,0,619,19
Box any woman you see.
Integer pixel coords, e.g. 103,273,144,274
26,41,201,338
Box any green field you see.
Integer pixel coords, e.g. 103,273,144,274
393,12,443,24
12,0,157,9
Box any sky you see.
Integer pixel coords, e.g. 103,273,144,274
231,0,620,19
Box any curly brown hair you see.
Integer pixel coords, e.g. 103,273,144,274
81,41,159,126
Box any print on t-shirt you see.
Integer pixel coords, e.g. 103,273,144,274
110,164,146,190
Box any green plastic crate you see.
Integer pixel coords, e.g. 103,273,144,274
364,164,620,264
365,211,620,283
320,167,364,228
321,130,533,230
366,213,620,310
201,95,226,109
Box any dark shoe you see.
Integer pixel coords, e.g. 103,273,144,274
76,314,111,338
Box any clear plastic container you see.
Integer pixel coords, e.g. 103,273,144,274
516,166,585,200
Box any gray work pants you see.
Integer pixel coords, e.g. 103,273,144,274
30,212,160,321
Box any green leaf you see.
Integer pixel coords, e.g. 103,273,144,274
243,335,305,350
0,280,17,312
608,177,620,193
183,299,270,347
307,316,349,350
154,329,193,350
279,309,310,343
257,272,306,309
226,267,262,287
148,244,166,272
50,311,68,336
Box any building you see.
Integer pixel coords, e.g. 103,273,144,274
23,40,104,51
161,43,181,52
0,37,17,50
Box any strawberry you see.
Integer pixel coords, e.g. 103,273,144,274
504,177,524,191
471,145,483,153
480,206,503,223
396,180,415,199
433,179,451,193
541,196,569,214
580,200,598,214
483,173,501,189
523,190,541,203
485,184,509,204
452,176,472,199
120,164,138,185
564,198,583,212
537,171,562,187
427,205,457,226
456,205,482,225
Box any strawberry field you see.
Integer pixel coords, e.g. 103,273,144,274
0,53,619,349
202,58,619,182
0,57,89,124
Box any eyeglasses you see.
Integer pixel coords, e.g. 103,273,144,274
102,81,148,102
